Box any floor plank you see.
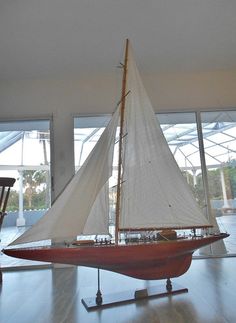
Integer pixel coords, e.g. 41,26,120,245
1,257,236,323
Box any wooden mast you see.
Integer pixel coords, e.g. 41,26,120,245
115,39,129,244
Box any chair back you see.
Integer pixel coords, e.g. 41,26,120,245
0,177,16,230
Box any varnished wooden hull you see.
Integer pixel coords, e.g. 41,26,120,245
4,233,229,280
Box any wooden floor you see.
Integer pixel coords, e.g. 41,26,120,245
0,257,236,323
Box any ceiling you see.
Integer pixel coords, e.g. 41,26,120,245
1,0,236,81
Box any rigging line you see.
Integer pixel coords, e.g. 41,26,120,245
115,90,131,109
117,62,124,68
115,132,128,145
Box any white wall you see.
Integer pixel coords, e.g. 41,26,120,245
1,70,236,198
145,70,236,111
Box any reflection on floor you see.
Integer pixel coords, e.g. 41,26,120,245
0,227,51,268
0,214,236,268
1,258,236,323
216,214,236,253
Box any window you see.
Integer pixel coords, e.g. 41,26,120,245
201,111,236,255
0,120,51,229
158,112,204,209
74,111,235,257
74,115,111,169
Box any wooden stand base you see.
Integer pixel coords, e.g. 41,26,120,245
81,282,188,310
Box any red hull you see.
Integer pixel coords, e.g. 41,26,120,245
4,233,228,280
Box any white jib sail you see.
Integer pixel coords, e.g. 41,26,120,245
120,44,210,230
11,109,119,245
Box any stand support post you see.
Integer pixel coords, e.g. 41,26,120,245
81,275,188,310
96,268,103,305
166,278,172,292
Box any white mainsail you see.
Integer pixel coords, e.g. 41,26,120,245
119,44,210,230
11,109,119,245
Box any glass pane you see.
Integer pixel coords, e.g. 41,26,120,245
0,120,51,254
74,111,234,258
158,112,205,210
74,115,111,169
201,111,236,255
74,115,117,233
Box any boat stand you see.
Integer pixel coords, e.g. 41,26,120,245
81,269,188,310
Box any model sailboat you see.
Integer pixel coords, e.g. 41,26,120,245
4,40,228,280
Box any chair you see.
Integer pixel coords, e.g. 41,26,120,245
0,177,16,232
0,177,15,283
